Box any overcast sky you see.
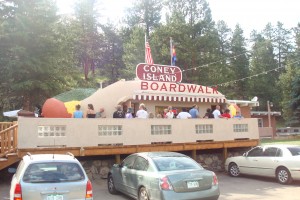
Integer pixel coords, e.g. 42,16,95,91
57,0,300,36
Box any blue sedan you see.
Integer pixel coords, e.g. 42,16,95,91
107,152,220,200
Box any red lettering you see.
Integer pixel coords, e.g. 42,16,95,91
150,82,159,90
212,86,219,94
169,83,177,92
179,84,185,92
187,85,197,93
205,86,211,94
141,81,148,90
197,86,204,93
161,83,167,91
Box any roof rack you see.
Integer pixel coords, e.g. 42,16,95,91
66,152,75,158
26,152,33,160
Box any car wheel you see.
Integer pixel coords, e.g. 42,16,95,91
276,167,292,184
228,163,240,177
138,187,149,200
107,174,118,194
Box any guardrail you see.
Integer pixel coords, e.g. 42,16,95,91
276,127,300,136
0,122,18,157
17,117,259,148
0,122,15,132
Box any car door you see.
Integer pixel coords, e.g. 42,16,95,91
118,155,137,195
256,147,282,177
240,147,264,175
130,156,149,197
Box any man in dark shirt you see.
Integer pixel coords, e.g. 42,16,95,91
113,105,125,118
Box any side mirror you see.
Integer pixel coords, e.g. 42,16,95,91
8,168,17,174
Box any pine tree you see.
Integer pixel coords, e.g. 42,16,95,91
229,25,249,99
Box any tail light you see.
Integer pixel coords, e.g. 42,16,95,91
85,180,93,199
14,183,22,200
159,176,173,190
212,172,218,186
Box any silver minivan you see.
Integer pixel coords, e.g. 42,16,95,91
9,153,93,200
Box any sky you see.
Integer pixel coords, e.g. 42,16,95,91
57,0,300,37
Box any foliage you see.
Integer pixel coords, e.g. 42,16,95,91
54,88,97,102
0,0,80,112
0,0,300,124
249,33,279,110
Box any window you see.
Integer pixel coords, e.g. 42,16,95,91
247,147,263,157
23,162,84,183
98,125,122,136
195,124,213,134
257,118,263,127
152,156,202,171
287,147,300,156
133,156,148,171
38,126,66,137
263,147,280,157
121,155,137,169
151,125,171,135
233,124,248,132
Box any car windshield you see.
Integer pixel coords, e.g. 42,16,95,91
152,156,202,171
23,162,85,183
287,147,300,156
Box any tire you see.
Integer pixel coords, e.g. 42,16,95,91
276,167,292,185
107,174,118,194
138,187,150,200
228,163,240,177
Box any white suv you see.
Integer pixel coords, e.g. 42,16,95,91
9,153,93,200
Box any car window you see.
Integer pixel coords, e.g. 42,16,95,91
247,147,263,157
287,147,300,156
122,155,137,169
23,162,85,183
133,156,148,171
263,147,280,157
152,156,201,171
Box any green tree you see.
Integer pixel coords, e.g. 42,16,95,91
73,0,101,80
122,26,145,79
278,24,300,124
249,33,279,110
0,0,78,111
229,24,249,99
289,76,300,126
125,0,162,38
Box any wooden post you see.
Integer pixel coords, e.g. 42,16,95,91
115,154,121,164
191,149,197,160
223,147,228,164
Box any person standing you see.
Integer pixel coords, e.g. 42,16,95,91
176,108,192,119
113,105,125,118
165,106,174,119
86,104,96,118
221,109,231,119
125,107,133,119
96,107,106,118
73,104,83,118
136,103,148,119
189,104,199,118
212,105,222,119
233,111,244,119
203,108,214,119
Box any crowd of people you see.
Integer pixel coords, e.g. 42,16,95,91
73,103,244,119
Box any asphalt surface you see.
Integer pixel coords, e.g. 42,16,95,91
1,170,300,200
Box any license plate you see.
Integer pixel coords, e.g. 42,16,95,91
47,195,63,200
187,181,199,188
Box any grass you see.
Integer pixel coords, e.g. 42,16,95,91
260,138,300,145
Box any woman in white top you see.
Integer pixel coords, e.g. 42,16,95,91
136,103,148,119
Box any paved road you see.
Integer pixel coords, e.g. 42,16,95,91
1,171,299,200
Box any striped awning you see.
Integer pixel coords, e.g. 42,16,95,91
132,94,226,103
